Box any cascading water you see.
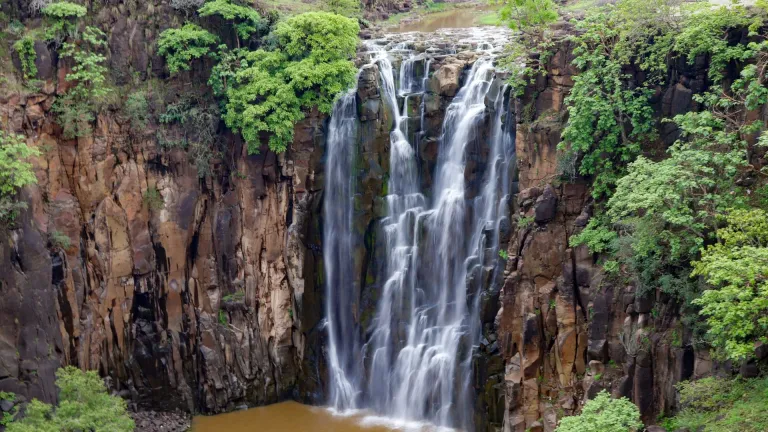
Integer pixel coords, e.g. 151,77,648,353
324,90,363,411
324,30,515,431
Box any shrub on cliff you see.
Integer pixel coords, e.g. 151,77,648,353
52,26,109,139
691,209,768,361
157,23,218,74
221,12,359,153
198,0,264,46
498,0,558,39
555,390,642,432
6,366,134,432
0,131,40,224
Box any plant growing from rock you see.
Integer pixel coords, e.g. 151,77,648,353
158,23,218,75
222,12,359,153
52,26,109,138
198,0,263,47
691,208,768,361
41,1,86,42
0,131,40,224
12,35,37,80
48,230,71,250
125,91,150,131
158,96,220,177
142,186,164,211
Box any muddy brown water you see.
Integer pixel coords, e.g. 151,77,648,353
192,401,451,431
391,7,495,33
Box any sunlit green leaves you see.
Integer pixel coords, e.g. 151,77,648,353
6,367,134,432
158,23,218,74
556,391,643,432
222,12,358,154
691,209,768,361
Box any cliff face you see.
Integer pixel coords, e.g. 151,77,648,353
495,35,725,431
0,89,330,413
1,1,747,428
0,0,337,413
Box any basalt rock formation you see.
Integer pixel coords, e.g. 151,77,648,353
494,33,733,432
0,1,744,430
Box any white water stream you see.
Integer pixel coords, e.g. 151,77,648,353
324,31,514,431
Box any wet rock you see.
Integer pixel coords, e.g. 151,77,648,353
431,62,463,97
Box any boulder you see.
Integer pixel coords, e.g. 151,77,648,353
431,62,463,97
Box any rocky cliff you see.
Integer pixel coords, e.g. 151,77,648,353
0,0,336,415
1,1,752,429
493,32,743,431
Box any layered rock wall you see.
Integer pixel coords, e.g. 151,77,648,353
496,35,723,432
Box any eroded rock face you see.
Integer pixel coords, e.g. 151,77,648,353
496,35,720,431
0,84,329,413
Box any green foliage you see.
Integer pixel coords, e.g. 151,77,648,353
41,1,86,18
497,0,558,36
517,215,534,229
555,390,642,432
0,132,40,224
157,23,218,75
559,7,657,198
667,377,768,432
691,209,768,361
574,109,748,306
222,12,358,153
13,36,37,80
218,309,227,325
568,2,768,333
125,91,150,131
142,186,164,211
0,392,16,426
675,4,754,83
41,2,86,41
49,230,72,250
52,26,109,139
322,0,362,18
198,0,263,44
6,366,134,432
498,249,509,260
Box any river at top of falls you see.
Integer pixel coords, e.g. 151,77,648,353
324,25,515,432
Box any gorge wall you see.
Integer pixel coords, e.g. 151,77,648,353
0,1,748,431
493,29,758,431
0,0,334,415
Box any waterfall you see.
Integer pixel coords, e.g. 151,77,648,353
324,90,362,411
324,34,515,431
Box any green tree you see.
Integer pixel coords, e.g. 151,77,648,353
52,26,109,138
197,0,263,46
558,7,658,198
556,390,643,432
0,131,40,223
157,23,218,75
497,0,558,39
6,366,134,432
691,209,768,361
222,12,359,153
41,1,86,42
